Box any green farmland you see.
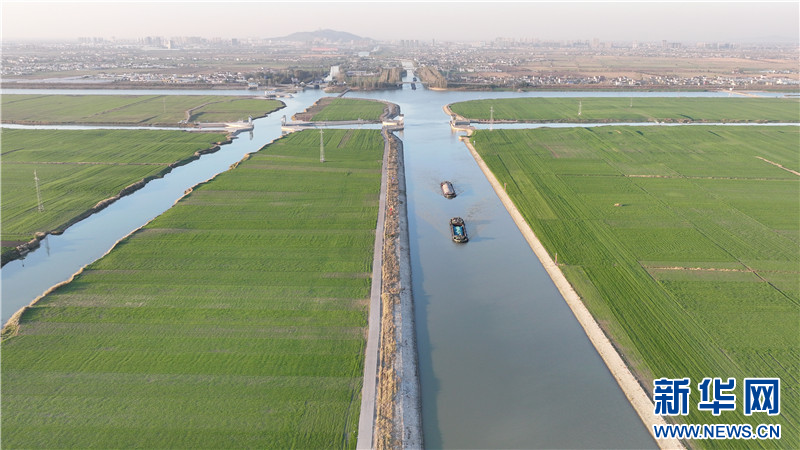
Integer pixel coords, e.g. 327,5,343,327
1,128,227,256
469,126,799,447
310,98,387,121
450,97,800,123
1,94,283,125
1,128,384,448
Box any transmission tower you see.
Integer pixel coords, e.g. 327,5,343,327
578,101,582,116
319,129,325,163
490,106,494,131
34,170,44,212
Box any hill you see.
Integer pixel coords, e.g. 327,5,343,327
272,29,371,43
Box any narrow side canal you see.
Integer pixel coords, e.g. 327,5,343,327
1,89,327,325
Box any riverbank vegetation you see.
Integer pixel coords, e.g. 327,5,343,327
450,97,800,123
1,128,384,448
1,128,227,261
1,94,283,125
469,125,798,447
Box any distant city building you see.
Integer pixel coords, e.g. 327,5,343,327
324,65,340,82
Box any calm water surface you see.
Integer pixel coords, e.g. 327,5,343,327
6,83,773,448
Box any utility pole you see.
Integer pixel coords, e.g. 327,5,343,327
34,170,44,212
319,129,325,163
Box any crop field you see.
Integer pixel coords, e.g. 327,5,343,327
469,126,799,447
309,98,387,121
1,128,227,255
1,94,283,125
1,128,384,448
450,97,800,123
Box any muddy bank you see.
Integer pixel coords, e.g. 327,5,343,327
292,97,335,121
460,135,681,449
0,137,232,267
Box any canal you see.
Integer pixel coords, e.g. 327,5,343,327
1,88,327,324
5,83,767,447
355,78,658,448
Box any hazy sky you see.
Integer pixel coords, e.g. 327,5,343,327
2,1,798,43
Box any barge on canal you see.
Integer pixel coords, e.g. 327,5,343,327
440,181,456,199
450,217,468,243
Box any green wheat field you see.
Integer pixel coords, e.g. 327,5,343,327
2,94,283,125
1,128,227,256
450,97,800,123
2,129,384,448
469,124,798,448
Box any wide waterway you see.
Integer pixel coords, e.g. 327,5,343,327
357,79,665,448
4,84,787,448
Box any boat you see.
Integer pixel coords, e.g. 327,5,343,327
450,217,468,243
440,181,456,199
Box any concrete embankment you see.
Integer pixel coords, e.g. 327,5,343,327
357,125,421,450
442,103,459,121
459,132,682,450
